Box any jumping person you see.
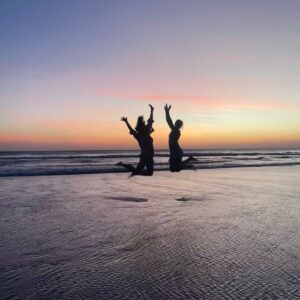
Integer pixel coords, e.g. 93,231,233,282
164,103,196,172
117,104,154,176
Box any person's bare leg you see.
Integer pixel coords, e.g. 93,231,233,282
188,155,198,162
129,160,146,177
181,157,197,171
116,162,135,172
130,157,154,176
144,158,154,176
182,156,197,165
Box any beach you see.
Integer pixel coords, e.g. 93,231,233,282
1,166,300,299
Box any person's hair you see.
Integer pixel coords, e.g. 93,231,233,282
135,115,147,134
175,119,183,129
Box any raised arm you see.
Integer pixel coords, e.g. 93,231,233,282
121,116,138,139
164,103,174,129
147,104,154,129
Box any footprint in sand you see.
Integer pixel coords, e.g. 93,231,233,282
176,196,205,202
107,196,148,202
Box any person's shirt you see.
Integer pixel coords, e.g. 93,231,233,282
130,128,154,156
169,128,181,149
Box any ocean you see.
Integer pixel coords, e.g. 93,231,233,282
1,148,300,177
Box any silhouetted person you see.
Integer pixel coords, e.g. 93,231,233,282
117,104,154,176
164,103,197,172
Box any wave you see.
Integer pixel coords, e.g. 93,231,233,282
1,149,300,177
1,150,300,160
1,161,300,177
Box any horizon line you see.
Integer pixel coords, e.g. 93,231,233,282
1,146,300,153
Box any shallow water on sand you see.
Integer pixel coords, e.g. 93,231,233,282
1,167,300,299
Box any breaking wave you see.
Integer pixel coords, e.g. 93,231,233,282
1,149,300,177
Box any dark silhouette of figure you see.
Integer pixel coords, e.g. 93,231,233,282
164,103,196,172
117,104,154,176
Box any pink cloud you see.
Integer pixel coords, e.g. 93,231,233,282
95,88,292,111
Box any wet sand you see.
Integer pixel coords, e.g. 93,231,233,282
0,166,299,299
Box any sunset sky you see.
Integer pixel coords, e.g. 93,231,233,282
1,0,300,150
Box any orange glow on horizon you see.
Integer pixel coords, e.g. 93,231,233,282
1,123,300,151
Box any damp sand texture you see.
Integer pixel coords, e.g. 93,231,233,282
1,166,300,299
